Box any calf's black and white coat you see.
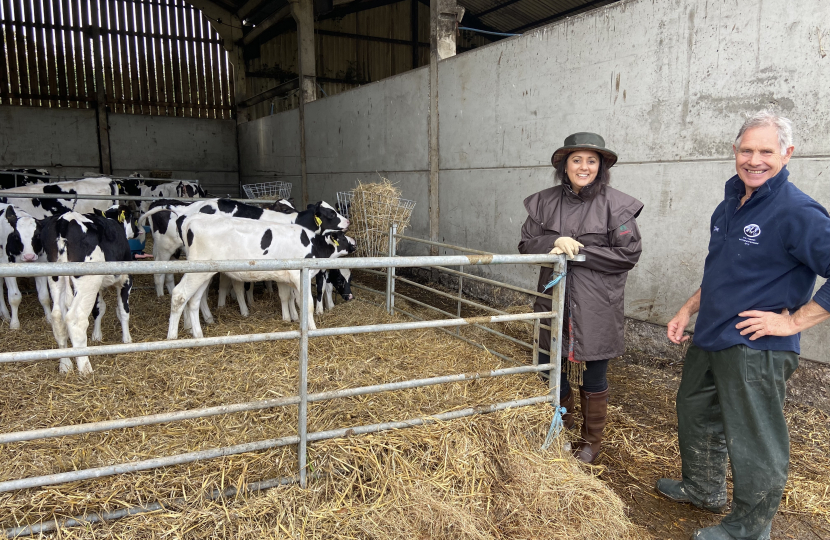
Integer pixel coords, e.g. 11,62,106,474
0,203,51,328
41,206,139,374
168,214,354,339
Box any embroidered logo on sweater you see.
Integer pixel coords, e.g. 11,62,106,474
740,223,761,245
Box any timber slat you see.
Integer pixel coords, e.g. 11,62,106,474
38,0,59,108
133,0,149,114
125,0,142,114
166,0,182,116
186,5,199,117
142,0,158,114
100,0,115,112
80,0,95,109
198,16,219,118
175,0,190,117
50,0,68,106
69,0,86,107
0,3,12,105
20,0,39,106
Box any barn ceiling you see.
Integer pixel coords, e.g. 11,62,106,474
227,0,621,53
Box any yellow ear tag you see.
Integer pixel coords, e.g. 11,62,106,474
118,210,125,223
332,238,339,247
315,216,322,226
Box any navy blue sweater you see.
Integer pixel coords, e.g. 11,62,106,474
694,167,830,353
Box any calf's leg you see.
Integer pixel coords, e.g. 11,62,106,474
66,275,105,375
5,277,22,329
116,276,132,343
90,293,106,342
35,276,52,324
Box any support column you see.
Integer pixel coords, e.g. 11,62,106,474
428,0,459,255
290,0,317,208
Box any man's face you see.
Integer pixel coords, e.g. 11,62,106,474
733,125,794,192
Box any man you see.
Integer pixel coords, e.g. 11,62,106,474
659,110,830,540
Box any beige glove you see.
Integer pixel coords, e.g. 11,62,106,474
549,246,564,255
553,236,584,257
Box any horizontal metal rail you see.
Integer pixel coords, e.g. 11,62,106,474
4,471,326,539
0,363,555,445
0,172,201,185
0,253,565,278
392,289,552,356
0,192,272,204
349,281,552,360
433,265,553,300
394,233,495,256
0,311,552,364
0,395,551,493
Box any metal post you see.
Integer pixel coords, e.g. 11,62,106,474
532,318,540,365
456,264,463,335
298,267,310,487
550,256,567,394
387,224,397,315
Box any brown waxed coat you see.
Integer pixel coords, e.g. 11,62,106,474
519,183,643,361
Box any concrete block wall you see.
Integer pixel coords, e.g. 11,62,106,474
237,0,830,363
0,106,239,195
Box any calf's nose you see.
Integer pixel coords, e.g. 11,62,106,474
23,253,37,262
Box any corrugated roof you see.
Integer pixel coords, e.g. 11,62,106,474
462,0,620,36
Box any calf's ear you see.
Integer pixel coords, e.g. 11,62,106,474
93,208,106,217
5,206,17,228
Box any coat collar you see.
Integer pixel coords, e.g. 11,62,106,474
725,166,789,203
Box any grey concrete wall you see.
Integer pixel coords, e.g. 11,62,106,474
237,0,830,362
0,105,100,177
0,106,239,195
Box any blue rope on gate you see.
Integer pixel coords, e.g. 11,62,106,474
542,272,565,292
541,404,567,450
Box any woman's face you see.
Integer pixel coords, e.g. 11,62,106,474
565,150,600,193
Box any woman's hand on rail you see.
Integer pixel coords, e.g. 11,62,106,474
553,237,584,257
549,246,565,255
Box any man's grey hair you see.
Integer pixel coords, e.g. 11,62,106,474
734,110,793,154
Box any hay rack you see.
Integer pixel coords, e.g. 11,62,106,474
242,180,292,201
336,190,415,257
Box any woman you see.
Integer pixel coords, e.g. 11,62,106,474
518,132,643,463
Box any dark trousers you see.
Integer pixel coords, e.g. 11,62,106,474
677,344,798,540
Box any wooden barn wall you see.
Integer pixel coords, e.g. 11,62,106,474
245,1,489,121
0,0,234,118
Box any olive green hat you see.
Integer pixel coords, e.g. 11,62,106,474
551,132,618,168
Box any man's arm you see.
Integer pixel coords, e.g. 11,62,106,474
667,288,701,344
736,301,830,340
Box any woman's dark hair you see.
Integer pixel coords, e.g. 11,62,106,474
554,151,612,197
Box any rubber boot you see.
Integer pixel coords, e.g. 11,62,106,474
575,387,609,463
561,388,575,430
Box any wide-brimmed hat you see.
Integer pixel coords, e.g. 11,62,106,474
551,132,618,168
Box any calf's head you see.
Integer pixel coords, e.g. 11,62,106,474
3,205,42,262
177,181,206,199
331,269,353,301
311,201,350,233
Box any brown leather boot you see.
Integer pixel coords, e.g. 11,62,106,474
575,387,609,463
561,388,575,430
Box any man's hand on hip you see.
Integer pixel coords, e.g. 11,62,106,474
736,308,796,340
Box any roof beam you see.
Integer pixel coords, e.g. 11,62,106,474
244,0,406,51
237,0,269,20
475,0,523,18
242,5,292,44
507,0,614,34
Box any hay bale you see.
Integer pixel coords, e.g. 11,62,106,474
347,178,414,258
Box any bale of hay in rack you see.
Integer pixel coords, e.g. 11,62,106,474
347,178,414,258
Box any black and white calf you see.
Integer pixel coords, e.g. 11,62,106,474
168,215,354,339
314,269,354,314
41,206,139,375
0,169,51,189
0,177,121,220
0,203,51,328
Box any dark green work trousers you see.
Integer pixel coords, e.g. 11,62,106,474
677,344,798,540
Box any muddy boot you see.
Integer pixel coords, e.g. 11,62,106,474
561,388,575,430
575,387,609,463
